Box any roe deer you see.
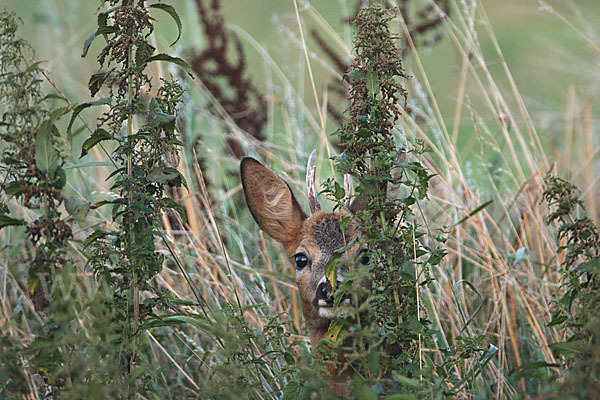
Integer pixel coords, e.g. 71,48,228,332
240,150,405,348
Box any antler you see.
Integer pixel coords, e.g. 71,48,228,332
306,149,321,214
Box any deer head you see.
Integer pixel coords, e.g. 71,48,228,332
241,150,404,347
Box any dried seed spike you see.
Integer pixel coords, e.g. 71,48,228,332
344,174,353,208
306,149,321,214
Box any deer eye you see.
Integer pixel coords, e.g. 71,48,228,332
359,250,371,266
294,253,309,270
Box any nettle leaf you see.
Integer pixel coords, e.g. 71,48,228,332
149,98,176,125
162,197,186,223
84,230,109,248
4,181,24,197
0,215,26,231
325,319,348,342
35,120,60,178
88,68,115,97
144,53,193,78
64,196,91,221
148,3,182,46
325,237,358,290
81,6,120,57
333,181,345,200
81,128,111,158
81,31,97,58
366,66,380,98
67,98,111,140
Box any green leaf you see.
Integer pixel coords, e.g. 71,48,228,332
148,3,182,46
64,196,91,221
282,382,303,400
25,61,45,73
427,247,447,266
98,6,119,30
63,161,115,170
81,128,112,158
513,361,560,379
454,199,494,226
67,98,111,140
149,98,176,125
144,53,193,78
162,197,187,223
334,181,345,200
4,181,24,197
283,351,295,365
81,31,97,58
0,215,26,231
345,69,365,82
549,341,583,356
35,120,60,178
84,230,108,248
88,68,114,97
366,66,380,98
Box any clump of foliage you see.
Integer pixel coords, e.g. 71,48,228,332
191,0,267,159
0,13,85,397
313,0,450,124
78,0,189,395
317,7,494,397
543,175,600,397
0,12,72,312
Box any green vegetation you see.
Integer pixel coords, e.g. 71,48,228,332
0,0,599,399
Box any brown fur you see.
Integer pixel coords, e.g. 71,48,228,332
240,158,363,347
241,157,366,397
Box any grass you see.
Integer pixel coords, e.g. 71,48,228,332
1,0,599,398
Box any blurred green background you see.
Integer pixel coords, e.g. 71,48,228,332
3,0,598,169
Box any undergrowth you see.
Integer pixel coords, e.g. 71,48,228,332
0,0,598,399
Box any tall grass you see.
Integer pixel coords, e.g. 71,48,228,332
0,0,598,398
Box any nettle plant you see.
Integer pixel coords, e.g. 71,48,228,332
0,12,73,312
315,7,493,396
78,0,190,394
543,175,600,397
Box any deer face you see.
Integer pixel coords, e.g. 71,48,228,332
240,154,369,341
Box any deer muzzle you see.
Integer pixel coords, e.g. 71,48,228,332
311,275,351,319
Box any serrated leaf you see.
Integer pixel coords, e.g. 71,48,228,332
149,97,176,125
25,61,45,73
84,230,108,248
282,382,303,400
148,3,182,46
549,341,583,355
366,66,380,98
81,128,111,158
88,68,114,97
67,98,111,140
35,120,60,178
64,196,91,221
162,197,186,223
81,31,97,58
0,215,26,231
144,53,193,78
513,361,560,379
4,181,24,197
325,319,346,341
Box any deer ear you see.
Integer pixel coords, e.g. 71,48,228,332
240,157,306,245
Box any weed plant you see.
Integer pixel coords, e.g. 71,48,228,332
0,0,598,399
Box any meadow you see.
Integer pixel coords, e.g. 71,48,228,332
0,0,599,398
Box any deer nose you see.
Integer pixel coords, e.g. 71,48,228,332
312,279,343,308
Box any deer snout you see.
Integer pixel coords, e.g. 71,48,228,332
311,274,349,309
